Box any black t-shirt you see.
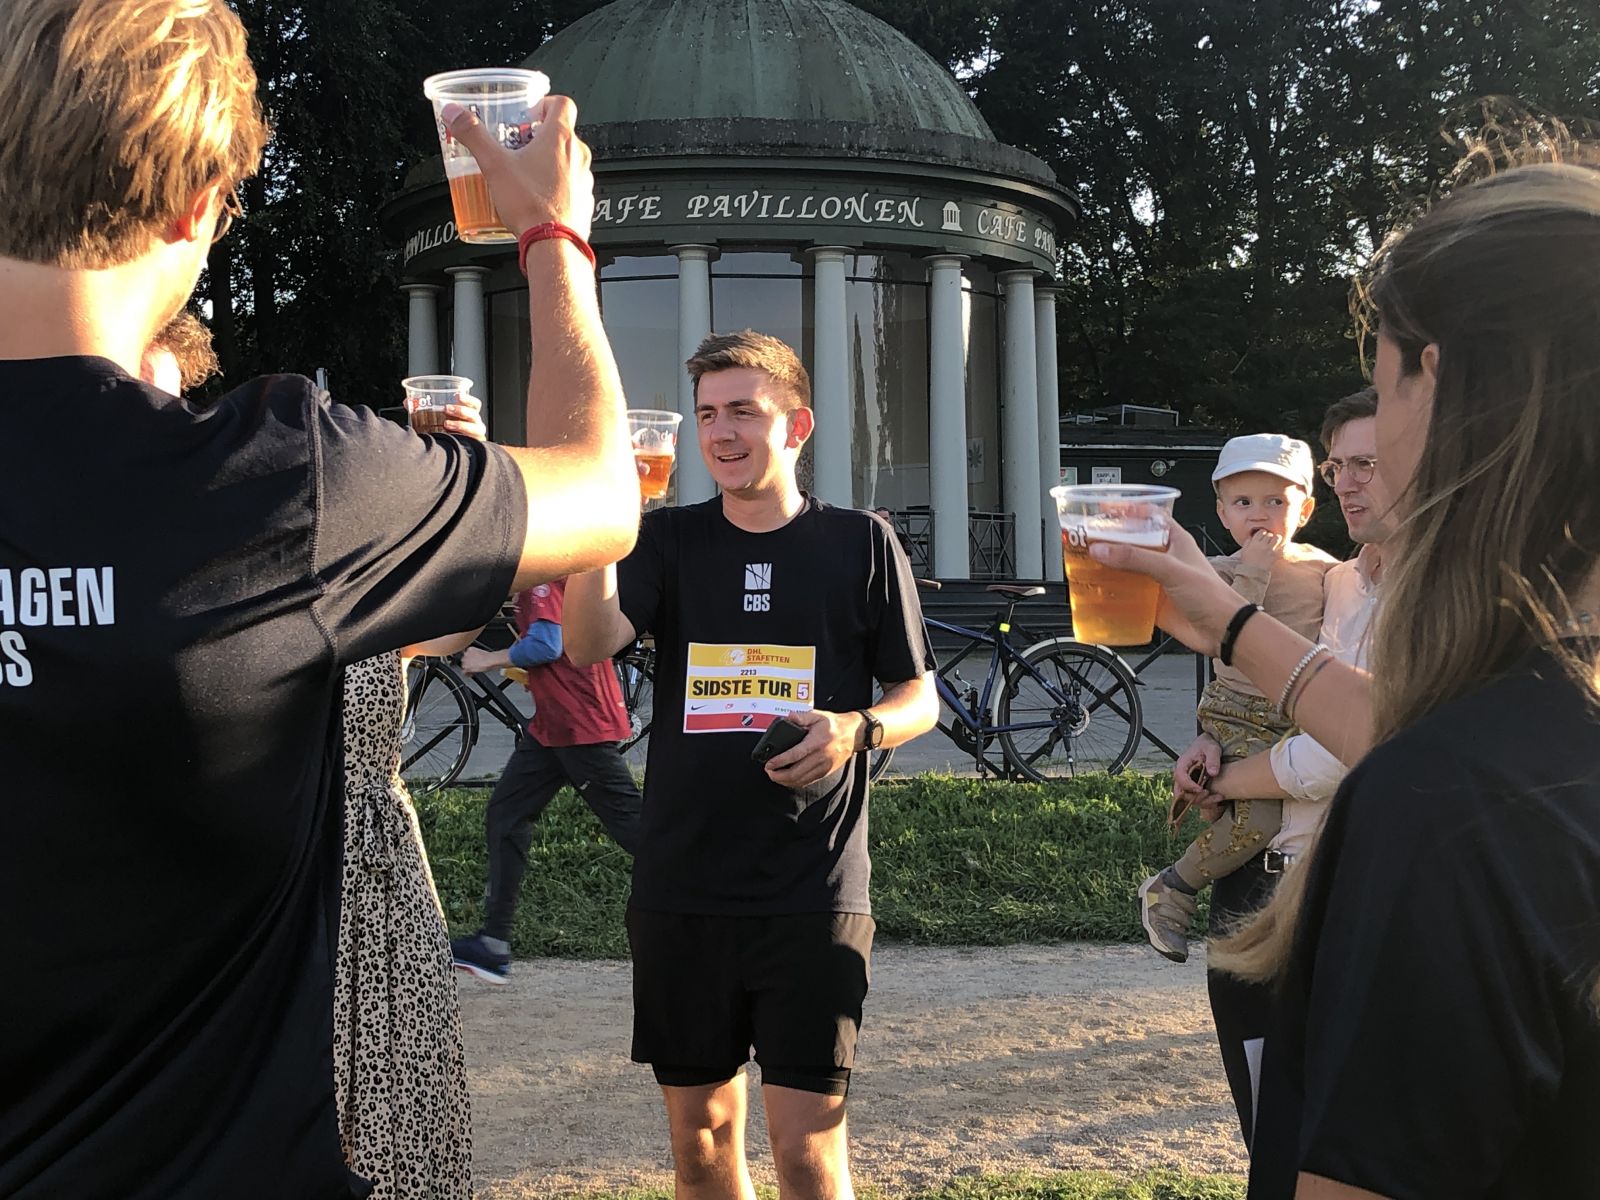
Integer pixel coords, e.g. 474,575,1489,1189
0,358,525,1199
1249,647,1600,1199
616,496,932,915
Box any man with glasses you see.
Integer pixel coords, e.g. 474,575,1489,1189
1167,386,1397,1146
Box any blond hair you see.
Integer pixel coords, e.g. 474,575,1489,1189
687,330,812,411
0,0,268,268
1214,149,1600,995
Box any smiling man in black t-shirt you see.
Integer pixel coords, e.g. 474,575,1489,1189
566,330,939,1199
0,3,640,1196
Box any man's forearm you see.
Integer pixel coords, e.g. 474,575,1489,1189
507,243,639,587
865,673,938,750
403,627,487,659
562,566,635,665
525,241,624,457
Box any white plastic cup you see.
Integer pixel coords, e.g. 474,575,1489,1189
402,374,472,434
628,409,684,502
423,68,551,244
1051,484,1180,645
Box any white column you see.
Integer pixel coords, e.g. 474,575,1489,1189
446,266,488,395
1000,269,1043,578
926,255,970,580
1034,284,1064,582
402,283,440,377
673,244,716,504
809,246,853,507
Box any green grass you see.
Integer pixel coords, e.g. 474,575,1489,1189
557,1170,1244,1200
415,772,1206,958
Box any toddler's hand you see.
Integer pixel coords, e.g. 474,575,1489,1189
1238,529,1285,574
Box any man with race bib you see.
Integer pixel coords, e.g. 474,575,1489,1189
564,329,937,1200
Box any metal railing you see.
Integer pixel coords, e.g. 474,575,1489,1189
897,509,934,576
967,511,1016,580
878,508,1015,581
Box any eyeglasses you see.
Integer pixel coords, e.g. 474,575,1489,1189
1317,455,1377,487
211,189,243,244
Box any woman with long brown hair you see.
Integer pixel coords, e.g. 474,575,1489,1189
1100,159,1600,1198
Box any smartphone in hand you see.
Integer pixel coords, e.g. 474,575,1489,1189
750,718,807,765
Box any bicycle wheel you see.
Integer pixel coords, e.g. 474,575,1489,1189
400,659,477,793
995,639,1142,779
615,649,654,774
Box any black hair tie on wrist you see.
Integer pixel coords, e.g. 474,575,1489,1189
1219,603,1262,667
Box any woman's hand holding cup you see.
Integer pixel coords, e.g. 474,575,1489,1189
1088,521,1242,657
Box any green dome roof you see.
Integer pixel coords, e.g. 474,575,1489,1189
526,0,992,140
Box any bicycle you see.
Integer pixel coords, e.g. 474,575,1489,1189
612,582,1143,783
398,602,532,793
399,652,532,793
613,639,654,775
400,613,656,793
865,580,1143,780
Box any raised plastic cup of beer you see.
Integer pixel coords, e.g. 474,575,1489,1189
402,375,472,435
1051,484,1180,646
628,410,683,502
423,68,551,244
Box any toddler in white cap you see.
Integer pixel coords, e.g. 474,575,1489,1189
1138,433,1339,962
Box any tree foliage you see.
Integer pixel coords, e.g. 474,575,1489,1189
878,0,1600,432
210,0,1600,432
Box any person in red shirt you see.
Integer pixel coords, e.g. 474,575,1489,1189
449,580,641,982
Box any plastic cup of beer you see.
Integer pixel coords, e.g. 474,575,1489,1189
628,410,683,502
423,68,551,244
1051,484,1180,646
402,375,472,435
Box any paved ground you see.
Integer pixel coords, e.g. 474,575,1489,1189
449,652,1203,784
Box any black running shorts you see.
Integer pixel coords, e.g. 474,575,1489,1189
625,909,875,1097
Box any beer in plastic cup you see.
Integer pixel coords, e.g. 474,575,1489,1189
423,68,551,244
402,374,472,435
628,410,684,502
1051,484,1180,646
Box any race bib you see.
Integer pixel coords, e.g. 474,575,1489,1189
683,643,816,733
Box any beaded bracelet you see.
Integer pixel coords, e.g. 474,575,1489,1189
1284,651,1335,723
1278,644,1330,714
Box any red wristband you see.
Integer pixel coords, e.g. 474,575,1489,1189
518,222,596,275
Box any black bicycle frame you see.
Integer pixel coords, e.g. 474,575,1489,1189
466,669,528,740
925,614,1139,739
403,661,527,770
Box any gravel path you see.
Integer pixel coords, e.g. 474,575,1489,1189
458,943,1248,1197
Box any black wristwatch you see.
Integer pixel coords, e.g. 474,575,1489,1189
857,709,883,751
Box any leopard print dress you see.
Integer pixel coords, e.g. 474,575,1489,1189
333,651,473,1198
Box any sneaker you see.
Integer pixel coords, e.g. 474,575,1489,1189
451,934,511,984
1137,872,1197,963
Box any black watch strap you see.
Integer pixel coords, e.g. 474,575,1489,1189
857,709,883,751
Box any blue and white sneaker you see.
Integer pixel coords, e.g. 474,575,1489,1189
451,934,511,984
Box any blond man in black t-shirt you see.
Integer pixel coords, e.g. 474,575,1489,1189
0,2,641,1194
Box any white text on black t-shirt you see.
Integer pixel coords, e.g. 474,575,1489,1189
0,565,116,686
